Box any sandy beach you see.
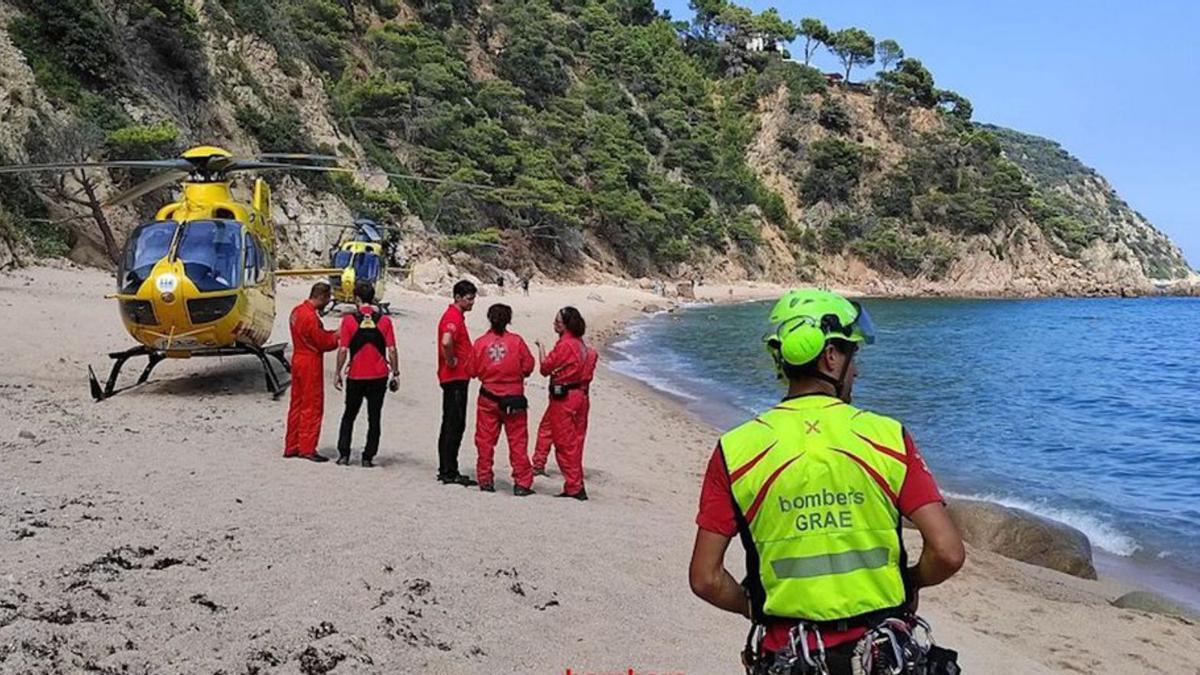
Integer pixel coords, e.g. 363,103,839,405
1,264,1197,674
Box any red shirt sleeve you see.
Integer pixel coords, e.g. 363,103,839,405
439,315,459,351
339,315,354,350
382,315,396,348
897,429,944,516
696,444,738,537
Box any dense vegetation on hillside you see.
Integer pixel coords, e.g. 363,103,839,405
0,0,1191,281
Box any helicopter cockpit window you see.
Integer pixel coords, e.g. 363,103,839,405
332,249,352,269
177,220,244,292
120,221,177,293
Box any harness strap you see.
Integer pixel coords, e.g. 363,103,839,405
349,306,387,358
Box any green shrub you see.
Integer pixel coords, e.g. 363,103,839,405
757,189,790,227
801,138,866,205
286,0,354,77
8,10,129,129
728,214,762,249
128,0,208,93
336,75,412,119
1042,214,1097,255
235,104,307,153
8,0,123,88
852,226,951,278
817,97,852,134
105,122,180,159
821,212,865,252
442,228,502,252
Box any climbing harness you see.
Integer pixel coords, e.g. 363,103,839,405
743,616,960,675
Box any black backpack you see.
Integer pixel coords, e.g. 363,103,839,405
349,306,387,358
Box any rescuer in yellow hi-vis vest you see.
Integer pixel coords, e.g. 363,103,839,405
688,289,966,675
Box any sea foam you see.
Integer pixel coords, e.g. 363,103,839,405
945,490,1142,557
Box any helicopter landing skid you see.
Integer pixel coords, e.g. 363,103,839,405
88,343,292,401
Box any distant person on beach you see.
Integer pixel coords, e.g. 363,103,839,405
533,307,595,500
283,282,339,462
521,277,530,296
436,280,478,486
334,282,398,468
470,304,536,496
688,289,965,674
496,275,505,295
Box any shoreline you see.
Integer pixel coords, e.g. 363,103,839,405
602,295,1200,615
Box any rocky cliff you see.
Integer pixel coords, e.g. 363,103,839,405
0,0,1192,296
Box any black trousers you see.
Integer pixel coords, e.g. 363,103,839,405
338,378,387,460
437,380,470,478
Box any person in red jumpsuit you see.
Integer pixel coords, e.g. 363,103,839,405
531,334,598,476
534,306,593,500
470,304,536,496
283,282,339,462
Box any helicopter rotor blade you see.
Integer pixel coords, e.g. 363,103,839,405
0,159,195,175
104,169,189,208
288,222,404,231
257,153,340,164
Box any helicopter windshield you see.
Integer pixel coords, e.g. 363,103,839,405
176,220,244,292
120,221,177,293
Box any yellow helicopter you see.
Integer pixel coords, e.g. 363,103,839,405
278,218,402,314
0,145,351,399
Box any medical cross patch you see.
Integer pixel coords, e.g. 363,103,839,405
487,342,507,363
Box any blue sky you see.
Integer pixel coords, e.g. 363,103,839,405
655,0,1199,267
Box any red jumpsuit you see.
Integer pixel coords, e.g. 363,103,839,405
534,334,593,495
471,330,536,489
284,300,339,457
532,343,597,471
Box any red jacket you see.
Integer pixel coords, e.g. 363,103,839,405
541,334,591,385
290,300,338,359
471,330,535,397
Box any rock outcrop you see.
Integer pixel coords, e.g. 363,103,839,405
946,498,1097,579
1111,591,1198,619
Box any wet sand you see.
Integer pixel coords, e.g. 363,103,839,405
0,264,1197,674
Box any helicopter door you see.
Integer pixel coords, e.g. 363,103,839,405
243,233,265,287
331,249,352,287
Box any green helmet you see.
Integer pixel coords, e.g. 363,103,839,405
765,289,876,367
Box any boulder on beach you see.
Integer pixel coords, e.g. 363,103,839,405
1111,591,1198,619
946,498,1097,579
641,304,663,314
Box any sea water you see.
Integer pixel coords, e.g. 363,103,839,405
611,297,1200,607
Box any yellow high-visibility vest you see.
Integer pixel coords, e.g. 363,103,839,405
720,394,909,622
